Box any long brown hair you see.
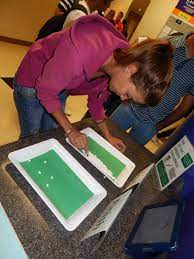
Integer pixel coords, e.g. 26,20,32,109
114,39,173,106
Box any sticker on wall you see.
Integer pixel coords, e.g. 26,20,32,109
173,0,194,24
156,135,194,191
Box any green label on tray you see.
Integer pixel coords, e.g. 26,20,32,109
181,153,193,168
21,150,93,219
157,160,169,187
87,136,126,178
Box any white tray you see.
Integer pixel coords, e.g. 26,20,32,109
8,139,107,231
67,128,136,188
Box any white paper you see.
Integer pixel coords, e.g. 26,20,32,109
162,25,172,34
124,163,154,191
156,136,194,190
82,188,133,241
171,29,178,34
158,32,168,38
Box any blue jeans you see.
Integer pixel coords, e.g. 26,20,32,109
111,103,157,145
13,82,68,138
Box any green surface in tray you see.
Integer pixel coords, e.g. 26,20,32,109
21,150,94,219
87,136,126,178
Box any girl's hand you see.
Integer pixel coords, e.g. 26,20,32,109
106,136,126,153
68,129,88,154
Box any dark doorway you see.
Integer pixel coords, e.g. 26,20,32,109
125,0,151,41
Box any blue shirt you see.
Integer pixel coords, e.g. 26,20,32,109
130,34,194,124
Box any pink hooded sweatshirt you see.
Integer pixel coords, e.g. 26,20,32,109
16,15,129,121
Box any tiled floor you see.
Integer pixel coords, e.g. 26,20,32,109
0,41,29,145
0,40,178,153
0,78,20,146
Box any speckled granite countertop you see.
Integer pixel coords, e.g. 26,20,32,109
0,119,179,258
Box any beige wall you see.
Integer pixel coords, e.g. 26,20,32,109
0,0,180,43
0,0,58,42
106,0,133,17
131,0,179,42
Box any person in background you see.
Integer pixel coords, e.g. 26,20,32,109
122,19,128,38
105,9,116,25
37,0,114,40
54,0,75,16
13,15,173,154
115,11,124,33
37,0,81,40
111,33,194,146
63,0,114,28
